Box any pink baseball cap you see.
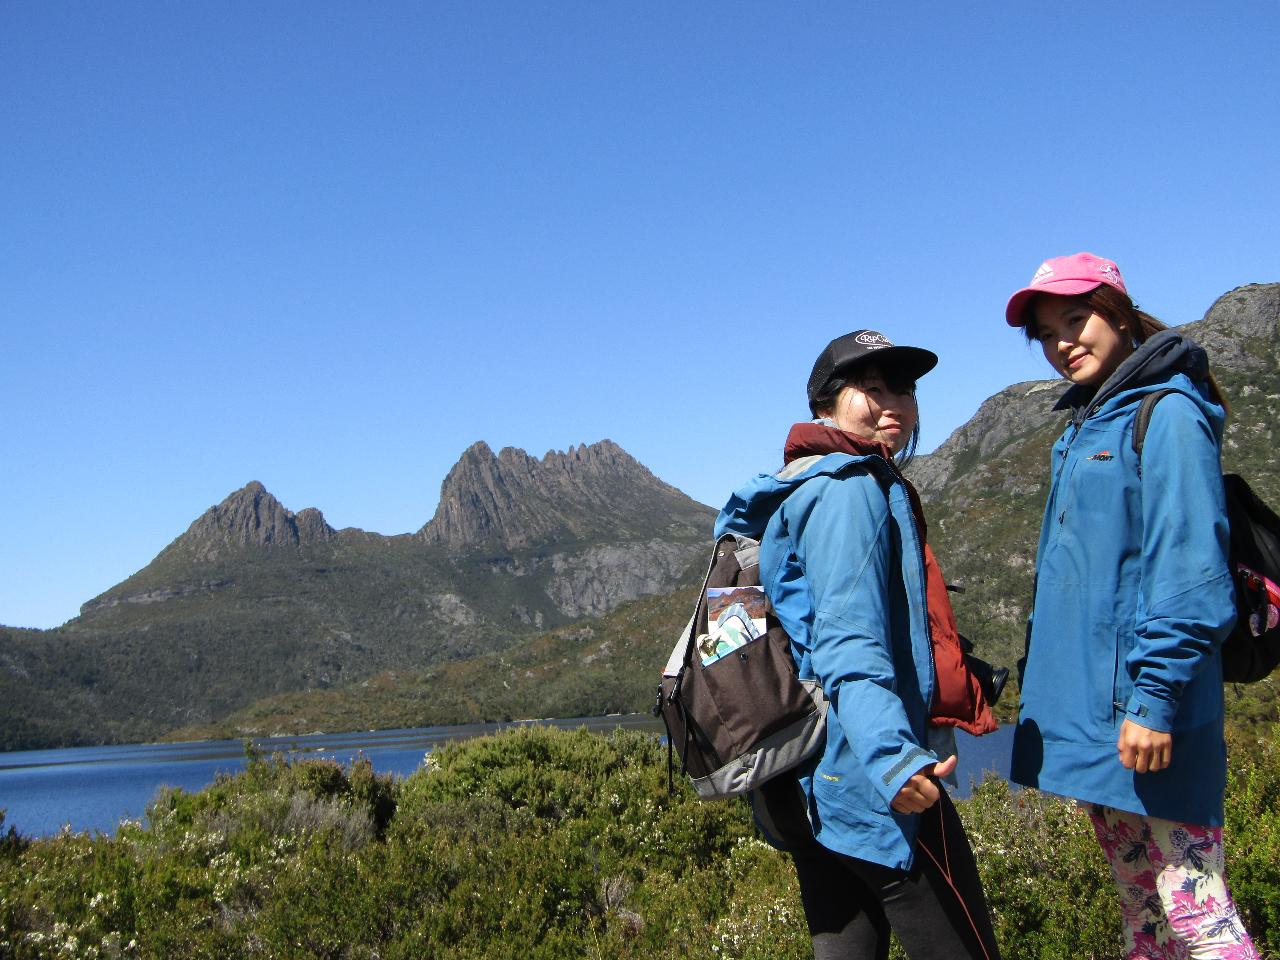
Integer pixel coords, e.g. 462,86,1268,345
1005,252,1128,327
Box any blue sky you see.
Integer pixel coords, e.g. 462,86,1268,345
3,2,1278,629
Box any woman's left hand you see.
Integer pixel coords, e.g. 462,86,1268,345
1117,718,1172,773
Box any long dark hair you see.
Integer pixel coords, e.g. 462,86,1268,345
1022,285,1228,411
809,363,921,467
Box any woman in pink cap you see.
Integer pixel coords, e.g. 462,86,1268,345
1004,253,1259,959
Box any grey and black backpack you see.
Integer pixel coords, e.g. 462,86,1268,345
655,532,827,800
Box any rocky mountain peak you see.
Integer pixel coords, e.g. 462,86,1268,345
419,438,711,552
165,482,336,561
458,440,496,462
1180,282,1280,374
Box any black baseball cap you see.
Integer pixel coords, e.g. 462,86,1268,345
806,330,938,412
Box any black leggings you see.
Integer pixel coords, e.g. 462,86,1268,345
789,792,1000,960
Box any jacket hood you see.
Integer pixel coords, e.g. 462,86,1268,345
1054,330,1220,429
714,451,892,541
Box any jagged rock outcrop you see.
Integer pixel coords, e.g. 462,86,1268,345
544,542,705,619
419,439,711,552
908,380,1064,500
1180,283,1280,373
164,481,337,561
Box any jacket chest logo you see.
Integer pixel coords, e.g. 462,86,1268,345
1086,450,1114,461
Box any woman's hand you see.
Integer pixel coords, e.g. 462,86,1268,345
1117,718,1172,773
890,754,957,813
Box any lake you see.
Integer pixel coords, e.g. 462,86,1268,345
0,716,1014,838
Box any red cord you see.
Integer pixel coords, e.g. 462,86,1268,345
916,803,993,960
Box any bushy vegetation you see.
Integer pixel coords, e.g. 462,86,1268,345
2,724,1276,959
1224,724,1280,949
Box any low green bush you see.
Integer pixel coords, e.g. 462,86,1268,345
959,777,1119,959
1225,725,1280,956
0,724,1275,959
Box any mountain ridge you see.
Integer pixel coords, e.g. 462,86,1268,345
153,480,337,567
418,438,708,551
0,438,715,749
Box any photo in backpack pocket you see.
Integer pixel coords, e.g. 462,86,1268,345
706,585,767,624
699,587,768,666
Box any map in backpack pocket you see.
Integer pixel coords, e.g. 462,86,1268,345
699,586,768,665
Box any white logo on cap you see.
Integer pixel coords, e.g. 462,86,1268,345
1099,263,1120,283
855,332,892,347
1030,262,1055,285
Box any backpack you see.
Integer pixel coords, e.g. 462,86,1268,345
1132,389,1280,682
654,532,827,799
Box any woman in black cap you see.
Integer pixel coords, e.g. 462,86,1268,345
714,330,1001,959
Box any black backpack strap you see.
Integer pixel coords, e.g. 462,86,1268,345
1130,388,1179,472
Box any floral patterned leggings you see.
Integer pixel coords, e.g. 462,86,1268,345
1086,804,1259,960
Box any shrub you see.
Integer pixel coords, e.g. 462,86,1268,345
0,724,1276,959
1225,722,1280,957
959,777,1121,959
0,809,28,859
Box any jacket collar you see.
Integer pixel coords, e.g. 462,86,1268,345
783,420,895,464
780,421,928,541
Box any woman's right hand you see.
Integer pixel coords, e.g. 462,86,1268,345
1117,718,1173,773
890,754,957,813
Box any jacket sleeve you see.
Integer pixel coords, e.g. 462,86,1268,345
784,472,936,807
1126,393,1235,731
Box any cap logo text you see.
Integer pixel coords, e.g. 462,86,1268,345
855,332,892,347
1031,262,1055,285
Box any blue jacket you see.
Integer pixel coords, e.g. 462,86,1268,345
1011,331,1234,826
715,452,938,870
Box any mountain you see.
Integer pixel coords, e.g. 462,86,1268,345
4,285,1277,750
152,481,337,563
0,440,715,749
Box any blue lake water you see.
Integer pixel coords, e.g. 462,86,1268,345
0,716,1014,839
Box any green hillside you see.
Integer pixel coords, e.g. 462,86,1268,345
164,585,698,741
